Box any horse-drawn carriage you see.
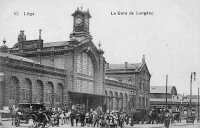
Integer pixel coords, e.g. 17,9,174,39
128,109,149,125
12,103,46,127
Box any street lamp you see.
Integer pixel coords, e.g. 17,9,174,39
187,72,196,123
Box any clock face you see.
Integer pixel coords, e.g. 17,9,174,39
75,17,82,25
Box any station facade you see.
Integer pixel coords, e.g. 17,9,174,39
0,8,150,112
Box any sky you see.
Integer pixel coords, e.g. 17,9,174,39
0,0,200,95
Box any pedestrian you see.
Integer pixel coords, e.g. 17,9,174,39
80,110,85,127
164,109,170,128
75,109,80,126
191,113,195,123
70,109,75,126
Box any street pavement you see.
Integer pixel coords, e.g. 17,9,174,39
1,118,200,128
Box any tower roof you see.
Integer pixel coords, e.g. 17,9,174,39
72,7,91,18
0,38,8,52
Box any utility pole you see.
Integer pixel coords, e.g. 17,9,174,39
166,75,168,109
190,73,192,107
187,72,196,123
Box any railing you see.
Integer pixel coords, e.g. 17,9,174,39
23,48,38,52
22,61,33,67
9,45,70,54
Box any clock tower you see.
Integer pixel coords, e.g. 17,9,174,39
70,7,92,42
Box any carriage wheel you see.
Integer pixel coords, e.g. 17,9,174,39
15,117,20,127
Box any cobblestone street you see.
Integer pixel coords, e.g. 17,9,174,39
1,118,200,128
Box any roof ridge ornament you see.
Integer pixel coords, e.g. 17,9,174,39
142,55,145,63
3,37,6,45
98,41,101,49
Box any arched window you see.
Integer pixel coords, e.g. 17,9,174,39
35,80,43,103
57,83,63,104
20,78,32,103
46,82,54,107
9,76,20,106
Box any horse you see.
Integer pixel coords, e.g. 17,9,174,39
173,113,181,123
147,109,159,124
58,109,71,125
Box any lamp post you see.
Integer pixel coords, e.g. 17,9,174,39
187,72,196,123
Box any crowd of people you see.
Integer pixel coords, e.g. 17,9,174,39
9,104,185,128
41,106,128,128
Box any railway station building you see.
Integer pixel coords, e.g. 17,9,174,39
0,8,151,112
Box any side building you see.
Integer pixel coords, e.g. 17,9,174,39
105,57,151,110
150,86,200,118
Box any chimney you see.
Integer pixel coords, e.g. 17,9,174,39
106,63,109,69
125,62,128,69
18,30,26,42
39,29,42,40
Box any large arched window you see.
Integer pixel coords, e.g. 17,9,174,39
77,52,95,94
77,52,94,76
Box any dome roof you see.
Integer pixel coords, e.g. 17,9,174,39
0,44,8,52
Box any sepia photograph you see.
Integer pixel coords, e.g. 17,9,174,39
0,0,200,128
